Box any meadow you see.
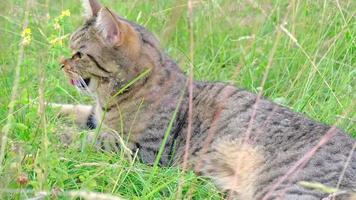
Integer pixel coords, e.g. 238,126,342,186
0,0,355,199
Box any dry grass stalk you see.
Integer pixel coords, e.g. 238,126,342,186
176,0,196,199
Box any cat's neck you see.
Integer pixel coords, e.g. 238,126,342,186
96,54,186,109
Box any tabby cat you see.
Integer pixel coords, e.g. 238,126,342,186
58,0,356,199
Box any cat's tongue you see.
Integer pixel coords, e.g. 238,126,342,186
70,79,77,86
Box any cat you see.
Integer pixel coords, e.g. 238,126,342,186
58,0,356,199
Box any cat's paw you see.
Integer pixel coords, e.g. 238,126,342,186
88,131,121,153
57,126,79,147
59,132,73,147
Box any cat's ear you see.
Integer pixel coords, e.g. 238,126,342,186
95,8,122,45
95,8,139,48
82,0,102,18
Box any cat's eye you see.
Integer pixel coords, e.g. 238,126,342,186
72,52,82,60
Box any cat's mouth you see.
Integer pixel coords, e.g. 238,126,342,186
70,78,91,89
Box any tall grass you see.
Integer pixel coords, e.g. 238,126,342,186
0,0,355,199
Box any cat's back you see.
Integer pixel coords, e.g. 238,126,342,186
193,82,354,151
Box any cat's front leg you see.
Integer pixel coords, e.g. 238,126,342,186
50,103,96,129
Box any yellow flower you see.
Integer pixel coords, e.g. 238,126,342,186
61,9,71,18
49,37,63,46
54,22,61,30
21,27,32,46
21,28,31,37
52,10,70,30
49,34,69,46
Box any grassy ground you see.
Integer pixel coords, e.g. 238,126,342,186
0,0,355,199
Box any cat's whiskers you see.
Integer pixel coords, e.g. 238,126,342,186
77,75,96,99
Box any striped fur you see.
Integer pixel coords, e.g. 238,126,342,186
57,1,356,199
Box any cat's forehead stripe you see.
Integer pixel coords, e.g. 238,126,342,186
70,28,90,50
69,18,97,49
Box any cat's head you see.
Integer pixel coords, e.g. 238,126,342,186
61,0,162,92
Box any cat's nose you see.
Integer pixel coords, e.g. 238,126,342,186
59,56,71,70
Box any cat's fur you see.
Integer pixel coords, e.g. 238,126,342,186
58,0,356,199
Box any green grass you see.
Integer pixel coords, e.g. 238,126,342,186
0,0,355,199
